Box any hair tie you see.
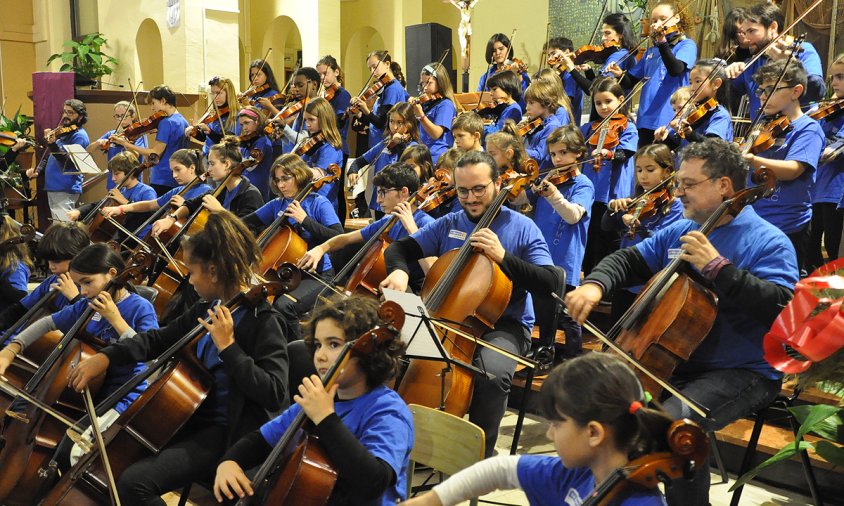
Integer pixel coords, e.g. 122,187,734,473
422,64,436,75
643,391,653,404
629,400,644,415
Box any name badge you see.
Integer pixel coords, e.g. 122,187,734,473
92,312,102,322
668,248,682,259
448,229,467,241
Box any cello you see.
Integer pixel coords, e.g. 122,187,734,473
0,254,150,506
41,268,301,506
238,300,404,506
256,164,341,274
397,165,537,416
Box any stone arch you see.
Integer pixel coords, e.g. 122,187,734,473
135,18,164,87
343,26,386,95
261,15,302,86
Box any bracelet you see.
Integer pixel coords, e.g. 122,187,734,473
169,213,179,220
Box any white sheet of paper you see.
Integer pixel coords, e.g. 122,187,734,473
62,144,103,175
381,288,444,360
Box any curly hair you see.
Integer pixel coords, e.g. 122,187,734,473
304,296,407,388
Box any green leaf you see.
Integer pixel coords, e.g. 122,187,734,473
60,64,72,72
790,404,842,441
63,40,79,49
46,54,61,65
77,45,89,59
89,52,102,65
815,440,844,466
729,440,815,491
61,53,75,64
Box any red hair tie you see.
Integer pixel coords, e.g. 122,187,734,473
628,401,644,415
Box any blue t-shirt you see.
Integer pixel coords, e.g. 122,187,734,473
732,42,824,119
201,113,241,157
420,98,456,163
121,181,156,205
193,304,246,425
581,120,639,203
150,113,189,187
483,102,523,138
601,48,636,77
529,174,594,287
410,206,553,329
516,455,666,506
51,292,158,412
252,87,281,112
634,207,798,379
241,135,274,203
45,128,90,193
561,71,584,126
814,115,844,205
260,385,413,506
19,274,72,310
2,261,29,292
369,80,409,150
479,68,531,112
670,103,734,151
154,182,213,208
98,130,148,190
355,139,417,212
360,209,435,286
301,141,343,210
253,193,340,272
328,86,353,155
629,37,697,130
525,115,564,171
750,114,825,233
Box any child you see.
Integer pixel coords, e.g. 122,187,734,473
298,163,435,292
426,146,462,218
65,211,288,503
350,51,410,151
102,148,211,240
411,62,457,163
521,80,566,170
544,37,584,125
744,59,825,276
452,111,485,152
236,106,274,202
317,55,353,160
348,102,420,215
478,33,531,98
607,1,697,147
654,59,734,149
299,97,345,213
526,126,594,361
151,137,263,236
808,54,844,271
400,353,672,506
399,143,434,183
67,151,156,239
213,295,413,506
580,77,639,274
0,215,33,308
243,154,343,342
0,222,89,338
247,59,283,111
186,76,242,157
653,86,691,148
486,124,530,173
0,243,157,435
88,101,148,189
534,69,575,129
603,144,683,320
481,70,524,137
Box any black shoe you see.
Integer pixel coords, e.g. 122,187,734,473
520,345,554,376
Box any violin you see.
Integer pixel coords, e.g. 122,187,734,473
742,114,791,155
678,98,718,138
497,58,528,75
121,111,167,141
534,161,579,191
588,114,627,171
386,133,410,150
294,132,325,157
348,73,392,115
270,98,308,128
419,169,456,214
188,106,230,138
582,419,709,506
650,23,682,41
0,131,36,149
625,188,673,239
572,41,620,65
45,124,79,140
321,82,341,102
240,301,404,505
410,92,444,106
516,117,543,137
0,223,35,252
809,98,844,122
474,98,508,120
236,130,260,145
237,83,270,104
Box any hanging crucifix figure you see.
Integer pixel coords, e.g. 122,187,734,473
448,0,480,91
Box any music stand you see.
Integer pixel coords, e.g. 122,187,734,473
60,144,103,176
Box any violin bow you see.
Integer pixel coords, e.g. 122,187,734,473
742,35,806,154
243,46,273,98
588,0,608,47
422,49,451,97
82,386,122,506
666,50,735,129
292,83,313,148
538,22,551,73
614,0,693,73
590,77,648,135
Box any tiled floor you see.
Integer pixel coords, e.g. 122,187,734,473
167,409,816,506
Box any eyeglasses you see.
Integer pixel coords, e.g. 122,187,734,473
456,181,494,198
673,176,714,192
755,85,795,98
376,187,400,198
113,114,126,120
272,174,295,183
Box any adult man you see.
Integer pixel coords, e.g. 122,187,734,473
566,138,798,505
26,99,90,221
381,151,558,457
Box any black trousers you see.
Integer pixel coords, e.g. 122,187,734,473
583,202,619,275
638,128,655,149
807,202,843,272
786,223,811,278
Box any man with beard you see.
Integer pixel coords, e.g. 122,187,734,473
380,150,558,458
26,99,90,222
725,1,825,119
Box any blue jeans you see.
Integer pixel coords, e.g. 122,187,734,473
662,368,782,506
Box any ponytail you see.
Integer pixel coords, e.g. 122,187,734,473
390,61,406,89
209,135,243,167
182,210,260,291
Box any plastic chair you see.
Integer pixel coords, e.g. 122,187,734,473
406,403,485,506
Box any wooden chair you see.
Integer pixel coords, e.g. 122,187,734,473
407,404,485,506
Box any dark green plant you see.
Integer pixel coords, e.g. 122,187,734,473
0,108,34,187
46,32,119,81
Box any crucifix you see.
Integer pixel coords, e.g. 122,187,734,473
448,0,480,91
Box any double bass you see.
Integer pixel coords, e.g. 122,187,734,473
238,300,404,505
397,165,537,416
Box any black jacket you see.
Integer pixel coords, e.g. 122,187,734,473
184,179,264,218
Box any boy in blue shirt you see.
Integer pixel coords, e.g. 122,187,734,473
545,37,585,126
744,59,825,276
567,139,798,506
381,151,558,457
25,99,90,221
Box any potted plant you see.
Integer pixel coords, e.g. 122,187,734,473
46,32,119,88
0,108,34,188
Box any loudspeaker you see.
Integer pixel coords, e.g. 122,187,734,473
405,23,454,95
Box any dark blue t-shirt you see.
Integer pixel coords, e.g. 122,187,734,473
420,98,456,163
369,80,409,150
581,120,639,203
45,128,90,193
150,113,189,187
241,134,274,202
815,114,844,205
628,37,697,130
301,141,343,210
